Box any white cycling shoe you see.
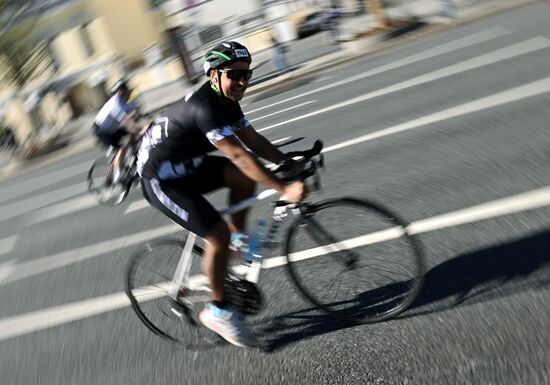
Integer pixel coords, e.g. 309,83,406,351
199,303,257,348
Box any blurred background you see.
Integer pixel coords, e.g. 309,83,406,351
0,0,481,164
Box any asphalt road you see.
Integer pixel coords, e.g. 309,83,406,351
1,3,550,384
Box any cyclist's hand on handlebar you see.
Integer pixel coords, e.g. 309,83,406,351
282,181,307,203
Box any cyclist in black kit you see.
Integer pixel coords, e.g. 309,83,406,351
137,41,306,347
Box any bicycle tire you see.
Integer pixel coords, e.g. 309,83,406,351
87,155,131,206
284,197,424,324
125,238,220,349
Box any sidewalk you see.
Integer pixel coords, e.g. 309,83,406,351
0,0,537,181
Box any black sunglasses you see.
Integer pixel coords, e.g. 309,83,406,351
219,69,253,81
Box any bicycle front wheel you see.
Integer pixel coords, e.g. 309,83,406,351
87,155,129,206
125,238,219,349
284,197,424,323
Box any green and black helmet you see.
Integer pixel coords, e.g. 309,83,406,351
203,41,252,76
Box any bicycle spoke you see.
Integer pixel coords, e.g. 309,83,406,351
285,198,424,323
303,217,362,267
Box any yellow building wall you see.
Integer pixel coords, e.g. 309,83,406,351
242,28,274,53
87,17,117,59
130,58,184,94
90,0,167,64
50,27,90,73
2,0,170,140
165,59,185,79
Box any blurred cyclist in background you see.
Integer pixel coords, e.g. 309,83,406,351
93,79,142,183
137,41,306,347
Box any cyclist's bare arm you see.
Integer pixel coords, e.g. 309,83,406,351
234,126,284,164
213,136,305,203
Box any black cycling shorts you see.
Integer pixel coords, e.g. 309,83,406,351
141,156,229,237
93,123,129,148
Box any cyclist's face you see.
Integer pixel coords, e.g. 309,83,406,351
215,61,250,101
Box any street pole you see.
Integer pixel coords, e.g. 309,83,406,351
364,0,387,29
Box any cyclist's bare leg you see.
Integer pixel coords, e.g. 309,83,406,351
200,218,257,347
111,131,137,181
112,147,126,177
202,220,231,302
223,163,256,232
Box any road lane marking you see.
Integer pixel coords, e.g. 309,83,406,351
258,37,550,132
314,76,334,82
27,194,99,225
0,159,90,205
0,182,87,222
3,183,550,340
124,199,150,215
322,75,550,152
244,27,510,114
249,101,317,122
271,136,292,144
0,224,180,285
0,291,131,341
407,187,550,234
0,235,17,257
0,259,16,283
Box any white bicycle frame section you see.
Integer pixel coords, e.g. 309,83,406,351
168,188,291,297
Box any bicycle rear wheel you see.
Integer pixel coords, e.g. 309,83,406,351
125,238,220,349
284,197,424,323
87,155,130,205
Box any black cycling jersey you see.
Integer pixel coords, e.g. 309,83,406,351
138,81,251,180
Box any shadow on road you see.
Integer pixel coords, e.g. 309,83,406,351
409,228,550,315
259,229,550,352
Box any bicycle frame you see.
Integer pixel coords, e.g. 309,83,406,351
168,188,304,298
167,142,324,299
